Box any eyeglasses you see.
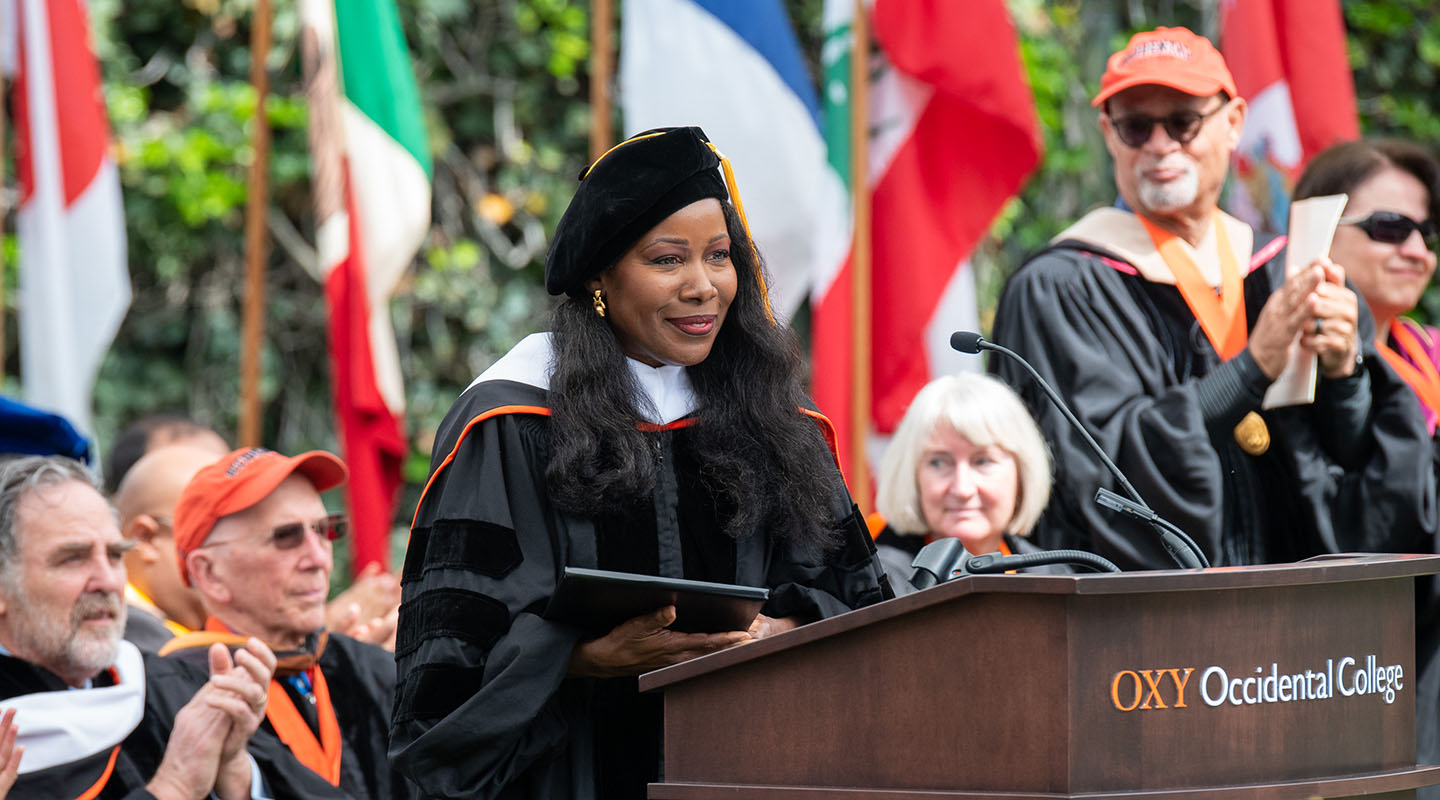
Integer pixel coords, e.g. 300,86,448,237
204,513,347,551
1107,103,1226,149
1339,211,1438,247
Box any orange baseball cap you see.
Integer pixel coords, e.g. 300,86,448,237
173,447,348,585
1092,27,1239,107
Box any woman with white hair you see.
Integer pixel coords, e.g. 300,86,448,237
873,373,1059,593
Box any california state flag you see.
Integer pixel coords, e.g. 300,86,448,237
300,0,431,573
1221,0,1357,229
5,0,130,435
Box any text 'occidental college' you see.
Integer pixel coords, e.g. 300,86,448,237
1110,655,1404,711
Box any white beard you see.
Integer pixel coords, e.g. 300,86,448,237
1135,156,1200,211
7,590,124,680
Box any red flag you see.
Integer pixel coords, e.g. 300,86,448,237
1221,0,1358,227
812,0,1042,483
9,0,130,434
300,0,431,574
325,191,409,573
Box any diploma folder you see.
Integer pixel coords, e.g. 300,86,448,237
546,567,769,635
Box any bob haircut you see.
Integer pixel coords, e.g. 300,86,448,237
875,373,1051,538
1294,138,1440,223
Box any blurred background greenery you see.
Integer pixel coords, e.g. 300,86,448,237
1,0,1437,567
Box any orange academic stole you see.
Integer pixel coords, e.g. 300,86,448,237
1377,319,1440,434
1138,210,1247,359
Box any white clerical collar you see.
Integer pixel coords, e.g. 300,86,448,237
467,332,554,391
625,358,697,425
4,640,146,774
466,332,698,424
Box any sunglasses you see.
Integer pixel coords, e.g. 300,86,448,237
1107,103,1226,149
205,513,348,551
1339,211,1438,247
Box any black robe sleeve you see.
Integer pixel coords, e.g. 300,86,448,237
391,399,588,800
991,249,1232,569
990,246,1436,570
759,500,891,621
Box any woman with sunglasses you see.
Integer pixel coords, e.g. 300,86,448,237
1295,139,1440,433
1295,138,1440,782
390,127,891,799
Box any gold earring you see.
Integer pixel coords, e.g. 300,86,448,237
592,289,607,318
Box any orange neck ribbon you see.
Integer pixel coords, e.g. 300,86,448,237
266,665,343,785
1140,211,1247,360
1377,320,1440,434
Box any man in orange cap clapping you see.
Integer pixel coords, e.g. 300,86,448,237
163,448,415,799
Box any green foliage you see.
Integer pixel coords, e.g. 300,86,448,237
1346,1,1440,326
0,0,594,567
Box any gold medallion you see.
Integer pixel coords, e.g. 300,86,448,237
1233,411,1269,456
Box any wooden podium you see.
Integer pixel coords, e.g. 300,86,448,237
641,554,1440,799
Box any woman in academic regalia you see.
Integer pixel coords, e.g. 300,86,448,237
870,373,1065,595
390,126,891,799
1293,138,1440,795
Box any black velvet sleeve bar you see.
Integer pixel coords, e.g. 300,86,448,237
1193,348,1270,432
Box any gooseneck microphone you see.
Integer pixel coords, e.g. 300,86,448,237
950,331,1210,570
909,538,1119,590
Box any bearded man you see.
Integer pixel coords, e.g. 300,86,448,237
989,27,1435,570
0,455,275,799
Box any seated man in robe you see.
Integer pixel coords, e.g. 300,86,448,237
164,447,415,799
113,445,218,651
0,455,274,799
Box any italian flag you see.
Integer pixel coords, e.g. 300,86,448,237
812,0,1042,489
300,0,431,574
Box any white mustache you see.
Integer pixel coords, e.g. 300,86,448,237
72,592,122,625
1138,155,1194,173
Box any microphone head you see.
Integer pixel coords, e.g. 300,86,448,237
910,538,967,589
950,331,985,354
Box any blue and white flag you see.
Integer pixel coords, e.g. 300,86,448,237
620,0,848,322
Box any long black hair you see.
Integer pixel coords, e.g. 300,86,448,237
546,202,843,556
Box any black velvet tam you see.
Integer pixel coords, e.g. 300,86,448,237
545,126,729,296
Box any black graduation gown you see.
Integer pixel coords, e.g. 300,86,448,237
1386,336,1440,786
164,631,414,799
122,602,177,653
990,235,1437,571
0,649,208,800
391,378,891,800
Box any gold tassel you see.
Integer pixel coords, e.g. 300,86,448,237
707,143,775,324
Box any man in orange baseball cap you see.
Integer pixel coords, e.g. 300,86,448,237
163,447,416,799
988,27,1431,572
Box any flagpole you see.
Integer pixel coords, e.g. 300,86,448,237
848,0,873,513
240,0,274,447
0,73,7,380
589,0,614,162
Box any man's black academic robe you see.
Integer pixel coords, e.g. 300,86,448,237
164,631,414,799
990,221,1436,570
0,647,206,799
